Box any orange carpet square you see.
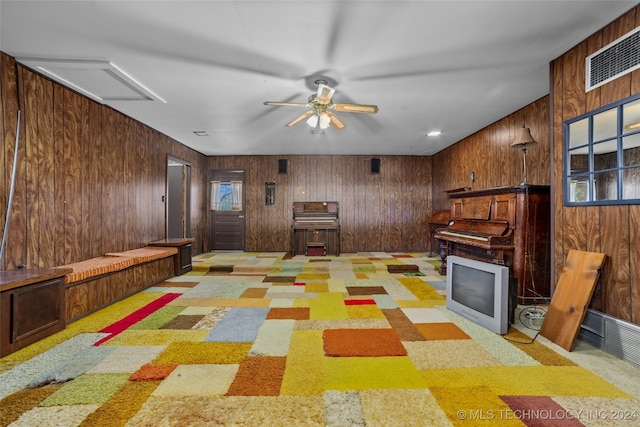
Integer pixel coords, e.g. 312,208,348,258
266,307,310,320
129,363,178,381
323,329,407,357
226,356,286,396
415,322,471,340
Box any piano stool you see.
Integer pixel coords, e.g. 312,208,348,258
305,242,326,256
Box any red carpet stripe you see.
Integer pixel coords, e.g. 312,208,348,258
94,293,181,345
344,299,376,305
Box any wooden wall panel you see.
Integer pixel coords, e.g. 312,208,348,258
600,206,631,321
631,205,640,325
87,100,104,259
551,58,565,286
206,154,432,253
0,54,208,270
0,55,6,270
431,96,551,211
551,6,639,325
9,66,28,269
62,89,82,264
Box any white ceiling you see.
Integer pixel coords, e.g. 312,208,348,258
1,1,637,156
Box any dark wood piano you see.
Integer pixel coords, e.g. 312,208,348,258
435,185,550,304
291,201,340,256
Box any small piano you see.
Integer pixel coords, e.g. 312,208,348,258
434,185,550,304
291,202,340,256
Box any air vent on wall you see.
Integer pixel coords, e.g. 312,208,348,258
15,58,165,104
586,26,640,91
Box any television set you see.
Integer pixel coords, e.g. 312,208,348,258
446,255,510,334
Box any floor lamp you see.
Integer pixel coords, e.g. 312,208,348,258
511,127,546,324
511,127,537,186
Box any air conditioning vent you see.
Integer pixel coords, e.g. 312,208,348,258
604,316,640,368
579,309,640,369
586,26,640,91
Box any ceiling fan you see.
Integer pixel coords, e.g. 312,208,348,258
263,79,378,130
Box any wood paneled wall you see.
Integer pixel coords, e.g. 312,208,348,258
0,53,208,271
208,155,433,252
551,6,640,325
431,96,551,210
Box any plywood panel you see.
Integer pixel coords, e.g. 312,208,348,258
540,250,607,351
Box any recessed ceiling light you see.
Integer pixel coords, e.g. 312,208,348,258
427,131,442,137
193,131,209,136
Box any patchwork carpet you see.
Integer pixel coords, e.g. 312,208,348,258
1,252,639,426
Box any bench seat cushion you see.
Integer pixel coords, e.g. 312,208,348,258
106,246,178,264
59,256,136,284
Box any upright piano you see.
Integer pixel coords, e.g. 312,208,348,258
291,201,340,256
434,185,550,304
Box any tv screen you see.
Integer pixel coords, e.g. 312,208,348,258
451,263,495,318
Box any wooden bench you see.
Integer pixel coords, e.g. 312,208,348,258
59,246,179,323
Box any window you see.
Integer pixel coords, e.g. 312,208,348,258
564,93,640,205
210,181,243,211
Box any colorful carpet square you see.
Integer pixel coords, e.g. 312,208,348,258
323,328,406,357
1,251,639,426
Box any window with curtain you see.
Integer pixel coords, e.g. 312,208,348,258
210,181,243,211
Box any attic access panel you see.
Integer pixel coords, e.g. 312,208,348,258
16,58,164,103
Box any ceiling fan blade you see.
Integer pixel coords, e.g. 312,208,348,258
286,110,315,127
333,103,379,114
264,102,309,108
316,83,335,104
328,112,345,130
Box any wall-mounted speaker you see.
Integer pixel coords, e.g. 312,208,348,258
371,158,380,174
278,159,287,174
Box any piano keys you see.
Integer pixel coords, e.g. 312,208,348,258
434,185,550,304
291,202,340,256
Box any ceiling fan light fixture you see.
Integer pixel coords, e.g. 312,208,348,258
264,79,377,130
319,113,331,129
316,83,335,104
307,114,319,128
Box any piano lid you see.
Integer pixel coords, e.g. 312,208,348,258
293,201,338,215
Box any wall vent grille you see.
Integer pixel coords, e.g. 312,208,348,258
586,26,640,91
604,315,640,368
579,309,640,368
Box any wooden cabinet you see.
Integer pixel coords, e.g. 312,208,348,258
1,268,70,357
149,238,194,275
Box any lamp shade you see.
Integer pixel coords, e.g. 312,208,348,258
511,127,537,149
